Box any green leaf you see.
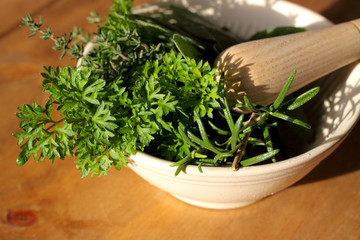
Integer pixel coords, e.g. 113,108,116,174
170,151,194,167
263,126,276,163
249,26,307,41
243,95,258,113
16,150,30,166
136,125,155,145
220,96,235,132
248,137,265,146
286,87,320,110
178,123,199,149
174,164,186,176
154,93,178,117
240,150,279,166
271,69,296,110
231,114,244,151
56,121,76,137
208,120,230,135
173,34,203,60
92,101,118,131
270,112,311,129
82,79,106,105
192,110,223,155
187,130,221,155
213,152,233,163
87,11,101,23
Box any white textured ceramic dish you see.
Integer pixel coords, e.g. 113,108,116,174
127,0,360,209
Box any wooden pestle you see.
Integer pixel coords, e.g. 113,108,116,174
214,19,360,108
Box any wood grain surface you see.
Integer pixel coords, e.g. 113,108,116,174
0,0,359,239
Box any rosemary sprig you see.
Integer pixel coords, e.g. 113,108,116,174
174,69,319,175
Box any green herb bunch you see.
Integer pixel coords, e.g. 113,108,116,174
14,0,319,177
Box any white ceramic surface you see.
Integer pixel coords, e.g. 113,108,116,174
128,0,360,209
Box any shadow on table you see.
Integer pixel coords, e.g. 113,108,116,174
296,121,360,186
294,1,360,186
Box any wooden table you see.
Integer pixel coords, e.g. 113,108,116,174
1,0,359,239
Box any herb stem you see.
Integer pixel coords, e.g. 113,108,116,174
232,112,258,170
45,118,66,131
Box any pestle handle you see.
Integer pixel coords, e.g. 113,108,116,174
215,18,360,107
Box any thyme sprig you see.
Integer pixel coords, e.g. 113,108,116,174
20,14,89,59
